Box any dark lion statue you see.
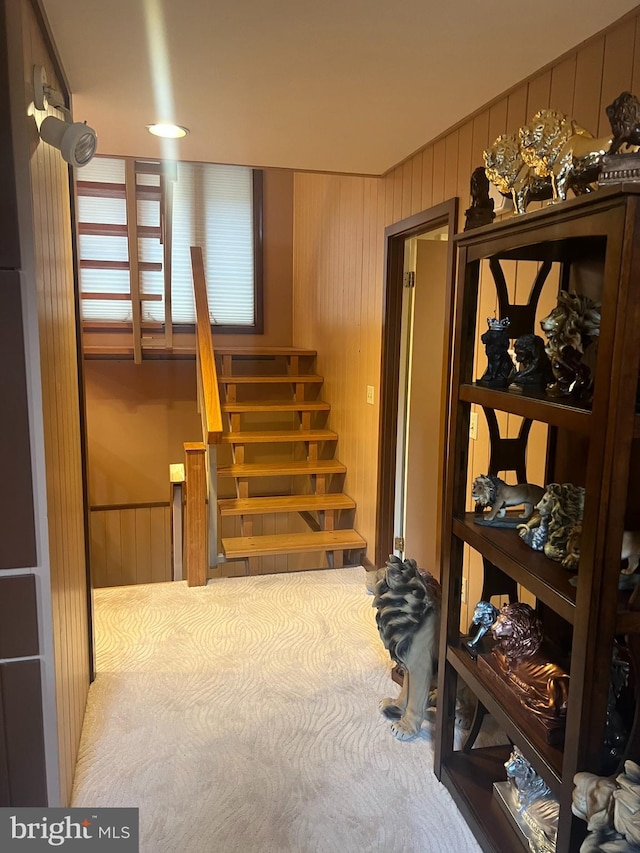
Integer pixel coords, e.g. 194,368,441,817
511,333,554,389
606,91,640,154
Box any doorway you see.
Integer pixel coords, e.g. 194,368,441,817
375,200,458,575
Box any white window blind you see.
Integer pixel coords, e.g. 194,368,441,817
76,156,256,327
171,162,255,325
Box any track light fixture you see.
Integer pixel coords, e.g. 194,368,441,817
33,66,97,168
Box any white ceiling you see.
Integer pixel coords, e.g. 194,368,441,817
41,0,639,175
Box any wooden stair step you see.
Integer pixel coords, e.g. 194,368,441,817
221,400,330,413
222,429,337,444
218,494,356,516
222,529,366,559
216,347,316,357
218,459,346,478
219,374,323,384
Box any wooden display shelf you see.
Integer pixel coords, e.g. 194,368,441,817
447,644,564,792
437,188,640,853
453,514,577,623
440,746,526,853
459,384,591,433
456,185,636,259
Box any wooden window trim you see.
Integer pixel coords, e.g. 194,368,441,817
78,165,264,337
252,168,264,335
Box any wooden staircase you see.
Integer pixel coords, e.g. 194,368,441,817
215,347,366,574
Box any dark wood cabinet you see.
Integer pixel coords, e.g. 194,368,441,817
434,186,640,853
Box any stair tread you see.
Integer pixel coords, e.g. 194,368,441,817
222,429,337,444
219,374,323,384
222,400,330,412
222,529,366,558
218,494,356,515
218,459,346,477
216,347,316,357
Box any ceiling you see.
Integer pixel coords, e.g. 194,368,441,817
41,0,639,175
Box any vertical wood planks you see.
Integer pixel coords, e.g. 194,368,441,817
184,443,208,586
292,6,640,574
89,505,172,587
549,55,577,116
21,0,91,802
573,38,605,133
598,21,636,136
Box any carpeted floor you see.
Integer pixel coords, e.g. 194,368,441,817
71,568,491,852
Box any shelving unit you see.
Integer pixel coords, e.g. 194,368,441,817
434,186,640,853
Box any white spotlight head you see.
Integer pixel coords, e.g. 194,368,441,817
39,116,98,167
33,66,97,167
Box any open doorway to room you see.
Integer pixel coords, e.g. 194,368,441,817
375,200,458,577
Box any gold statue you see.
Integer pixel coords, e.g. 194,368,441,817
519,109,612,203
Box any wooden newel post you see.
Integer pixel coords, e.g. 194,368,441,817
184,442,208,586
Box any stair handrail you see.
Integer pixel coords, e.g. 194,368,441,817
185,246,223,583
190,246,223,444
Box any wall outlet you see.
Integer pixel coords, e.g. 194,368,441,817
469,411,478,440
366,385,375,405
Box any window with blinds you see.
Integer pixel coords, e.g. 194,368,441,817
76,157,261,329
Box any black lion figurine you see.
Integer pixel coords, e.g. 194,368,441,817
606,91,640,155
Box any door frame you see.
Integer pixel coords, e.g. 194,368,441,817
374,198,459,568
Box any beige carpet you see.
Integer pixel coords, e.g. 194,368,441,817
71,568,489,852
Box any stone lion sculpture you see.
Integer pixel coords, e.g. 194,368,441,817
621,531,640,577
371,557,475,738
519,109,612,203
373,555,442,740
540,291,601,399
483,133,553,214
573,761,640,852
518,483,585,563
472,474,545,522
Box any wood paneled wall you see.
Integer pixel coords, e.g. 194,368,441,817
9,0,90,805
84,360,202,506
292,9,640,606
293,175,385,564
90,505,171,587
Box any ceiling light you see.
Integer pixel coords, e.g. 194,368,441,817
33,66,97,167
147,123,189,139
